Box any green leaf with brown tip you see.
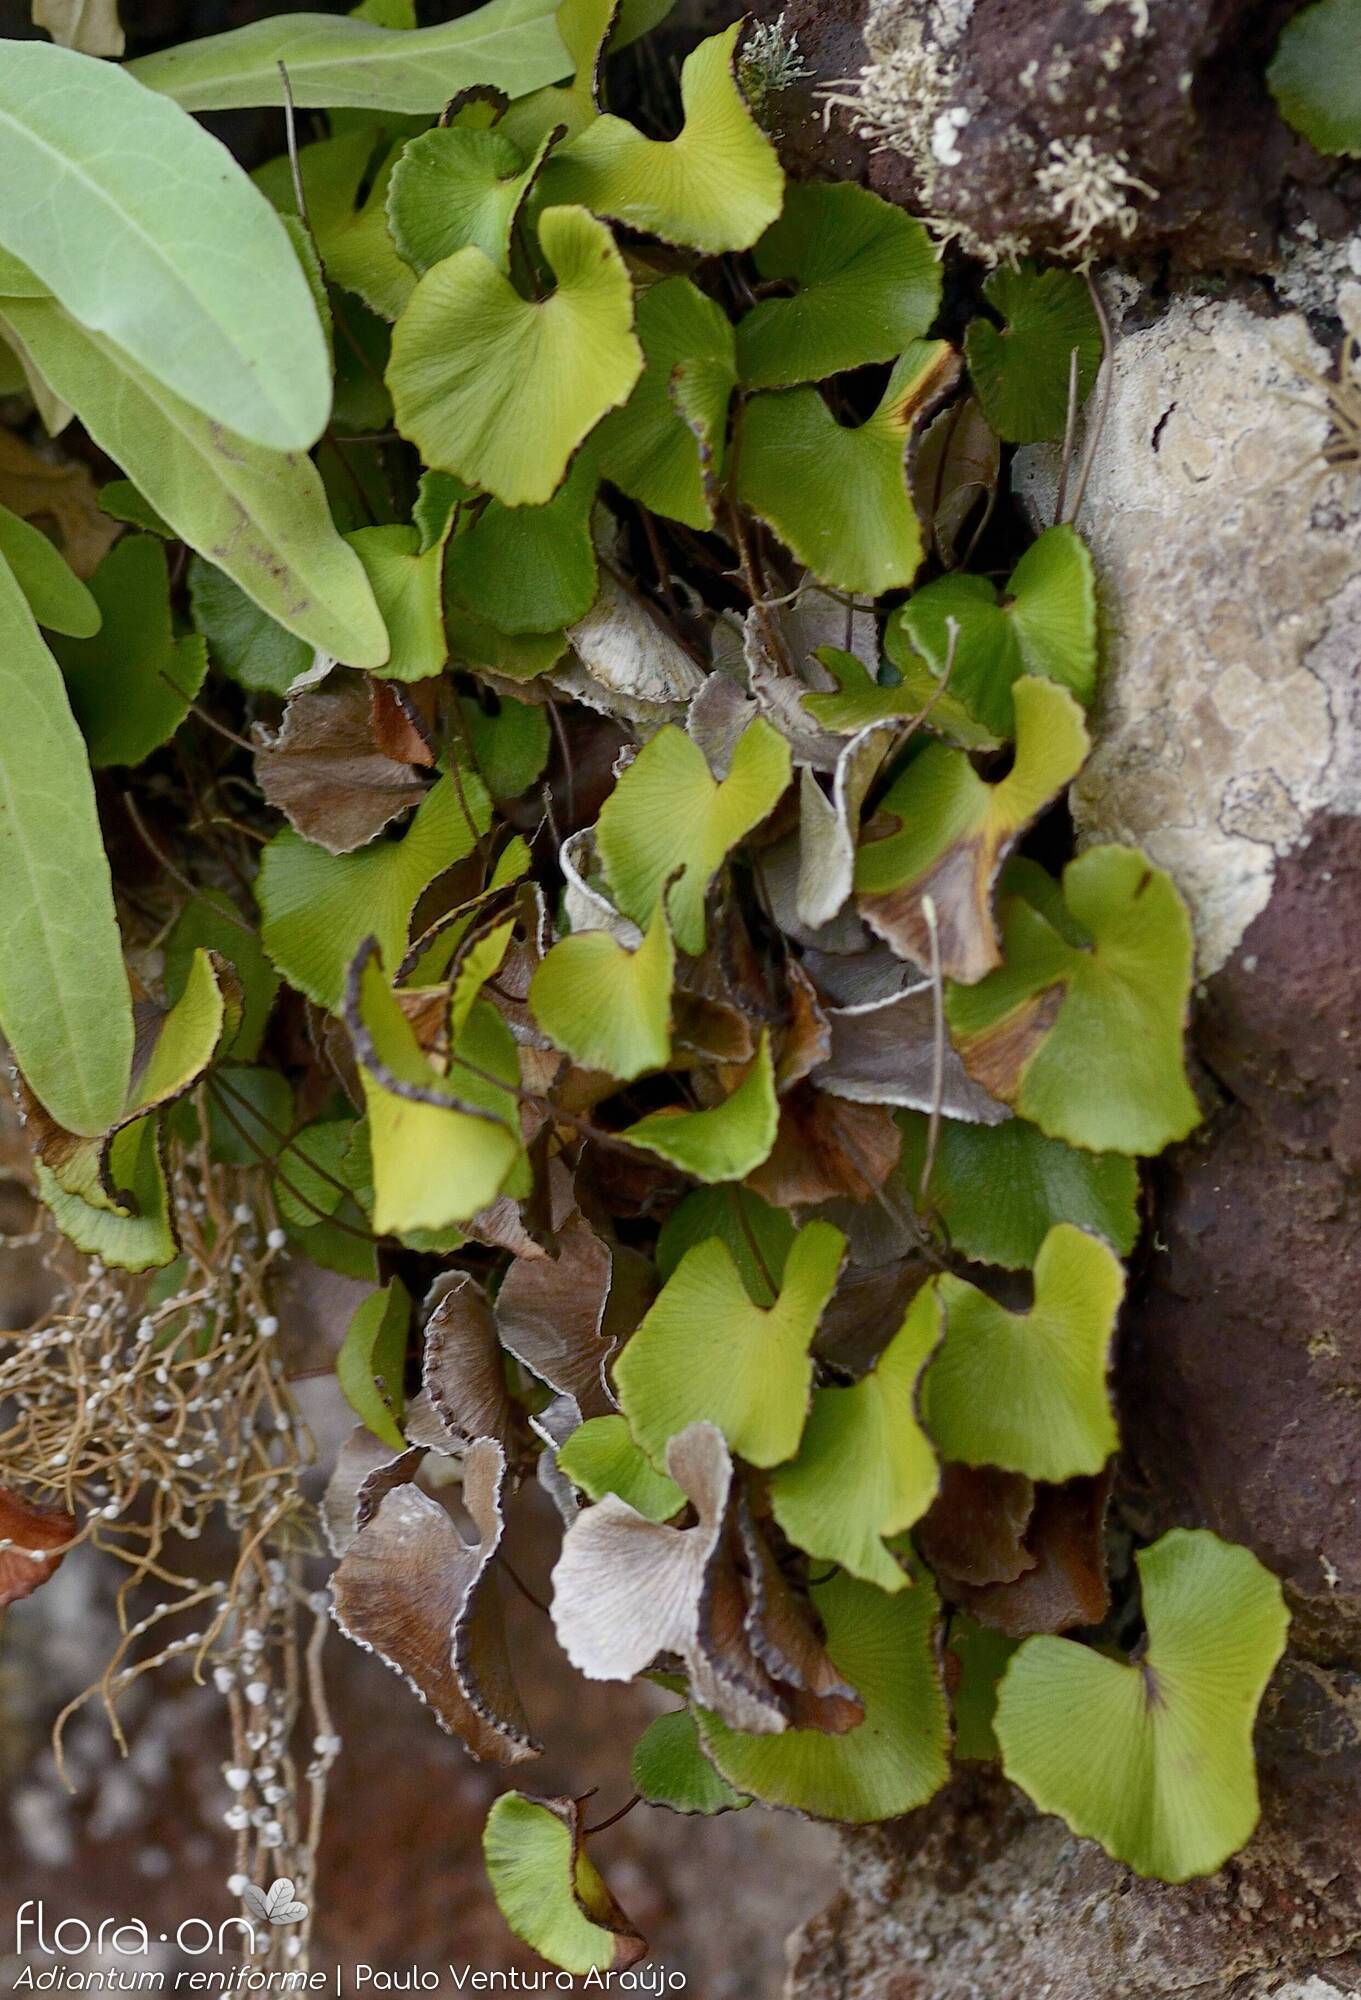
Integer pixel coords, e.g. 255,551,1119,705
695,1569,949,1822
944,845,1199,1156
854,676,1089,984
996,1529,1289,1880
36,1116,176,1273
922,1223,1123,1481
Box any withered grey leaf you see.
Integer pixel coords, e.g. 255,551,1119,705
551,1420,733,1683
322,1426,425,1559
253,676,430,855
551,1422,788,1734
796,724,895,931
738,1505,863,1735
910,394,1000,567
743,608,843,773
559,569,705,729
331,1437,540,1762
686,671,757,779
495,1209,616,1422
422,1271,524,1457
816,984,1010,1125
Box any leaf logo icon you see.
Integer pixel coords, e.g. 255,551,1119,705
241,1880,309,1926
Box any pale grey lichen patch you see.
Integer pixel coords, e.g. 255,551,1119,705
1015,294,1361,975
1033,136,1157,254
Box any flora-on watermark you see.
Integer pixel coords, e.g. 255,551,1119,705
11,1896,323,1993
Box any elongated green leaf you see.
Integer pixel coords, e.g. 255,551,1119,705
1,299,388,668
0,550,131,1136
130,0,672,111
923,1224,1123,1482
0,501,99,637
389,204,640,507
541,24,782,254
769,1283,942,1592
696,1569,949,1822
614,1219,844,1469
0,42,329,447
54,535,207,768
337,1277,410,1451
996,1530,1289,1880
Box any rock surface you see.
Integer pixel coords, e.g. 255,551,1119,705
758,0,1360,268
1015,291,1361,977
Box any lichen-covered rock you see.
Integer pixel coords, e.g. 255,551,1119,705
1015,293,1361,978
785,1660,1361,1998
758,0,1344,267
